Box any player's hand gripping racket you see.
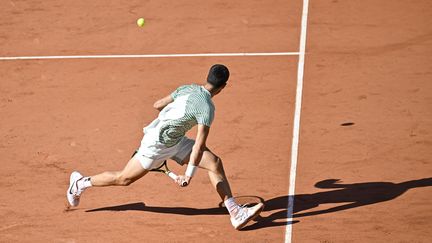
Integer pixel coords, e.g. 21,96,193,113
150,160,188,187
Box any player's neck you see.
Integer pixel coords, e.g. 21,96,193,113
203,83,216,97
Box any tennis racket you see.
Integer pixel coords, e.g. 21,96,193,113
150,160,188,187
131,150,188,186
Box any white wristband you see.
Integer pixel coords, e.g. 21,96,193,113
185,164,197,177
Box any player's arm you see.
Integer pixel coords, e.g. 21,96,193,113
189,124,210,166
153,94,174,111
177,124,209,186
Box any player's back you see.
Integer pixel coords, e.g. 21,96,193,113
152,84,215,147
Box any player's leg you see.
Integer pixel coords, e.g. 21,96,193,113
67,157,148,207
174,137,233,201
179,147,263,230
90,157,148,186
187,148,233,201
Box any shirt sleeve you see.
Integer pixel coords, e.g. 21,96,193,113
170,85,189,100
195,104,215,127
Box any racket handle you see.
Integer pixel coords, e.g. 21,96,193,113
167,171,178,180
167,172,188,186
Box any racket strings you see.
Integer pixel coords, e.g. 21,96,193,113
150,160,168,172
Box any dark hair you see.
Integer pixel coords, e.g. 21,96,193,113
207,64,229,88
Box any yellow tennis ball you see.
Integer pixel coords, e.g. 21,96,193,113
137,18,145,27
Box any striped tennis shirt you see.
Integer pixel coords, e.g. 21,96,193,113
144,84,215,147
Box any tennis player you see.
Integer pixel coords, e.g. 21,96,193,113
67,64,263,230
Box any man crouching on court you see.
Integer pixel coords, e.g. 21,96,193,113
67,64,264,230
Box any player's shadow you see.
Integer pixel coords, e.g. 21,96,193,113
242,177,432,230
86,202,227,215
86,177,432,231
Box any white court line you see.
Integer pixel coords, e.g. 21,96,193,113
285,0,309,243
0,52,300,61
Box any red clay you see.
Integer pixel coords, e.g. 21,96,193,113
294,0,432,242
1,0,431,242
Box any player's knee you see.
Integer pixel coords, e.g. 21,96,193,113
116,175,133,186
211,156,224,174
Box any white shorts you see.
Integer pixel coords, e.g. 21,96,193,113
134,136,195,170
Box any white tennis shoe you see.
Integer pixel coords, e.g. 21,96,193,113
230,202,264,230
67,171,84,207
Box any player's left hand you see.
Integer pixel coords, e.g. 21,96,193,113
176,175,191,187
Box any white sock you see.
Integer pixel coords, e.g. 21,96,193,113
224,197,240,217
77,177,92,190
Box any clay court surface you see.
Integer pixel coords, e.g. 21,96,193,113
1,0,431,242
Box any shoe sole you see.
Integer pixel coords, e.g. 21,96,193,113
235,203,264,230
